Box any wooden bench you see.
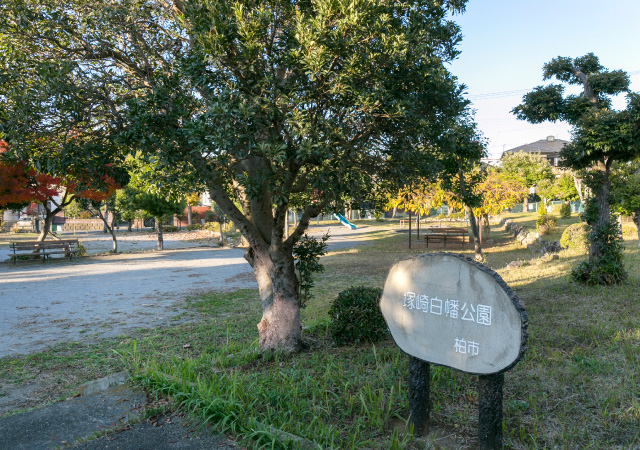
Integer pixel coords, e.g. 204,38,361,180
424,227,468,250
10,239,81,265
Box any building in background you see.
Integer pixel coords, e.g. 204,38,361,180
501,136,570,167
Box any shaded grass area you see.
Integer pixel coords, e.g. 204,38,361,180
1,215,639,449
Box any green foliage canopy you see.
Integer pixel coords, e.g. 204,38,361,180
0,0,471,350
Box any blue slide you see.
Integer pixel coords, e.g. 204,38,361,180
333,213,356,230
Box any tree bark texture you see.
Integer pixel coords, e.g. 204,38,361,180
192,153,325,353
37,210,55,242
246,246,302,353
482,214,491,240
97,206,118,253
465,205,482,261
187,204,193,226
155,216,164,251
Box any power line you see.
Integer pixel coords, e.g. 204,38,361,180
467,69,640,101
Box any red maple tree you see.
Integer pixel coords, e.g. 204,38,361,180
0,140,118,241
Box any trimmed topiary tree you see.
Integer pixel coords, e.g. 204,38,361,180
560,223,589,251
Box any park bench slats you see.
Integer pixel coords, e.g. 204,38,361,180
424,227,468,250
10,239,80,265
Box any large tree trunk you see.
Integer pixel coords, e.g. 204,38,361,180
155,216,164,251
193,153,324,353
217,221,224,246
482,213,490,240
246,245,302,353
458,159,482,261
37,209,56,242
464,205,482,261
187,204,193,226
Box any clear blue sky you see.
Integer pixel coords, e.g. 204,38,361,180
448,0,640,159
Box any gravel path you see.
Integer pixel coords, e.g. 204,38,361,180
0,224,387,358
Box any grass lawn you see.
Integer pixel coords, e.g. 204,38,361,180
1,213,639,449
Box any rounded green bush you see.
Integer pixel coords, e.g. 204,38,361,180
328,286,387,346
560,223,589,251
536,214,557,234
559,202,571,219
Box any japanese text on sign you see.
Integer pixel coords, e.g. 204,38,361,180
454,338,479,356
403,291,492,326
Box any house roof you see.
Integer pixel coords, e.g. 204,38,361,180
502,136,570,157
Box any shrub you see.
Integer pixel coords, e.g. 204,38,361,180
571,193,627,285
559,202,571,219
571,220,626,285
76,242,87,257
536,214,557,234
293,233,329,308
203,222,218,232
328,286,387,346
204,210,217,222
186,224,202,231
162,225,178,233
560,223,589,251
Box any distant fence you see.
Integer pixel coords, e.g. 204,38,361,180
517,201,584,213
61,219,105,232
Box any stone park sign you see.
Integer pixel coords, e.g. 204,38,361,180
380,252,526,374
380,252,527,449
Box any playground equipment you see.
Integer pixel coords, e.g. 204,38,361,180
333,213,356,230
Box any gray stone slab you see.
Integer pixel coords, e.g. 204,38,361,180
380,253,526,374
73,415,236,450
0,385,146,450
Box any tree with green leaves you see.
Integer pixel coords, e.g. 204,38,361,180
133,192,185,250
500,151,554,188
513,53,640,284
473,169,527,238
115,187,139,232
126,155,192,250
556,172,580,203
1,0,469,352
500,151,554,209
439,118,487,260
611,161,640,247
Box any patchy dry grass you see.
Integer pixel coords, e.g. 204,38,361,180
2,214,640,449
